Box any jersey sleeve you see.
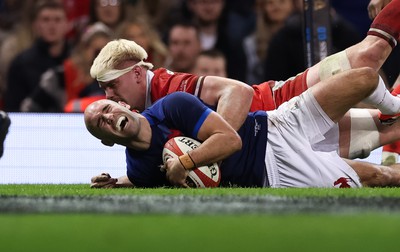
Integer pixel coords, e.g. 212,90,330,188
161,92,212,138
150,68,205,102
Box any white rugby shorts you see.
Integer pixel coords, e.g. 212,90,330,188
265,90,362,188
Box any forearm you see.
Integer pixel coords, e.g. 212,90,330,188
189,112,242,167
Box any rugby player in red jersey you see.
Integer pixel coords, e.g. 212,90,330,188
90,0,400,160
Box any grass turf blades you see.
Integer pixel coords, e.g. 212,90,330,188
1,185,400,252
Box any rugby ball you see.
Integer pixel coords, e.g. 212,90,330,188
162,136,221,188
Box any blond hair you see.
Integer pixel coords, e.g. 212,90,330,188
90,39,154,81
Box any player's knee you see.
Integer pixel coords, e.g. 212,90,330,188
360,67,379,93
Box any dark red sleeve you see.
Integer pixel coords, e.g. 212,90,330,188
150,68,203,103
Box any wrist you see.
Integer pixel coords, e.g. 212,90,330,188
178,153,196,170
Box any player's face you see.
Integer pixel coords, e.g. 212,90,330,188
84,99,141,147
98,63,147,112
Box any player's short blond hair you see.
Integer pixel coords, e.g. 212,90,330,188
90,39,154,81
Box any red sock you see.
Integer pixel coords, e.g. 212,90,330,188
391,83,400,95
367,0,400,48
383,141,400,154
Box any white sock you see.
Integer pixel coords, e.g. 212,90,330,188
363,75,400,114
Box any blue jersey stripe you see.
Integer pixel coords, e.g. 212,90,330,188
192,108,212,137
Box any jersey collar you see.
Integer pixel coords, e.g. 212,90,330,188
145,70,155,109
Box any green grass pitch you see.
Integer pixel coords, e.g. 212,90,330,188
1,185,400,252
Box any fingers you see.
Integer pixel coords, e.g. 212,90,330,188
367,3,380,19
90,173,117,188
181,182,190,188
368,0,391,19
91,173,111,183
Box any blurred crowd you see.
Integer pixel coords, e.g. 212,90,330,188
0,0,398,113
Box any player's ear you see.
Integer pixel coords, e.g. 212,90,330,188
101,139,114,147
118,101,131,110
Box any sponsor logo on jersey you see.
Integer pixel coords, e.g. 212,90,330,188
178,80,188,92
254,119,261,136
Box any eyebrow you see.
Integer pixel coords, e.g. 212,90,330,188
96,104,110,128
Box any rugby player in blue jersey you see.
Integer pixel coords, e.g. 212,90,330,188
85,67,400,188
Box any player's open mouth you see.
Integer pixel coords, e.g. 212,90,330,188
116,116,128,131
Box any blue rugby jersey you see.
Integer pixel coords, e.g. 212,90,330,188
125,92,268,187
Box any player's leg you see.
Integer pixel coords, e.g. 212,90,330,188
311,63,400,160
307,0,400,86
310,67,395,124
380,80,400,164
266,0,400,159
338,108,400,159
271,0,400,103
345,158,400,187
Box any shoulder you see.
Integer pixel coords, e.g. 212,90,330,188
153,68,175,77
151,92,208,117
163,92,200,105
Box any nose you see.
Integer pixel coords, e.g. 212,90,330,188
102,113,113,124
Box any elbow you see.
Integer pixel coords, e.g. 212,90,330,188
231,80,253,100
241,84,254,101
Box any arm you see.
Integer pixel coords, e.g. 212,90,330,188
199,76,254,131
344,158,400,187
90,173,134,188
165,111,242,187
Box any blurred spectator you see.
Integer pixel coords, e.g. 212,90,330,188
263,2,361,81
0,0,27,42
88,0,125,35
224,0,256,42
192,49,227,77
116,19,168,69
164,21,201,73
0,0,39,108
21,22,112,112
187,0,226,51
62,0,90,46
4,0,71,112
185,0,247,81
243,0,295,84
125,0,183,37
